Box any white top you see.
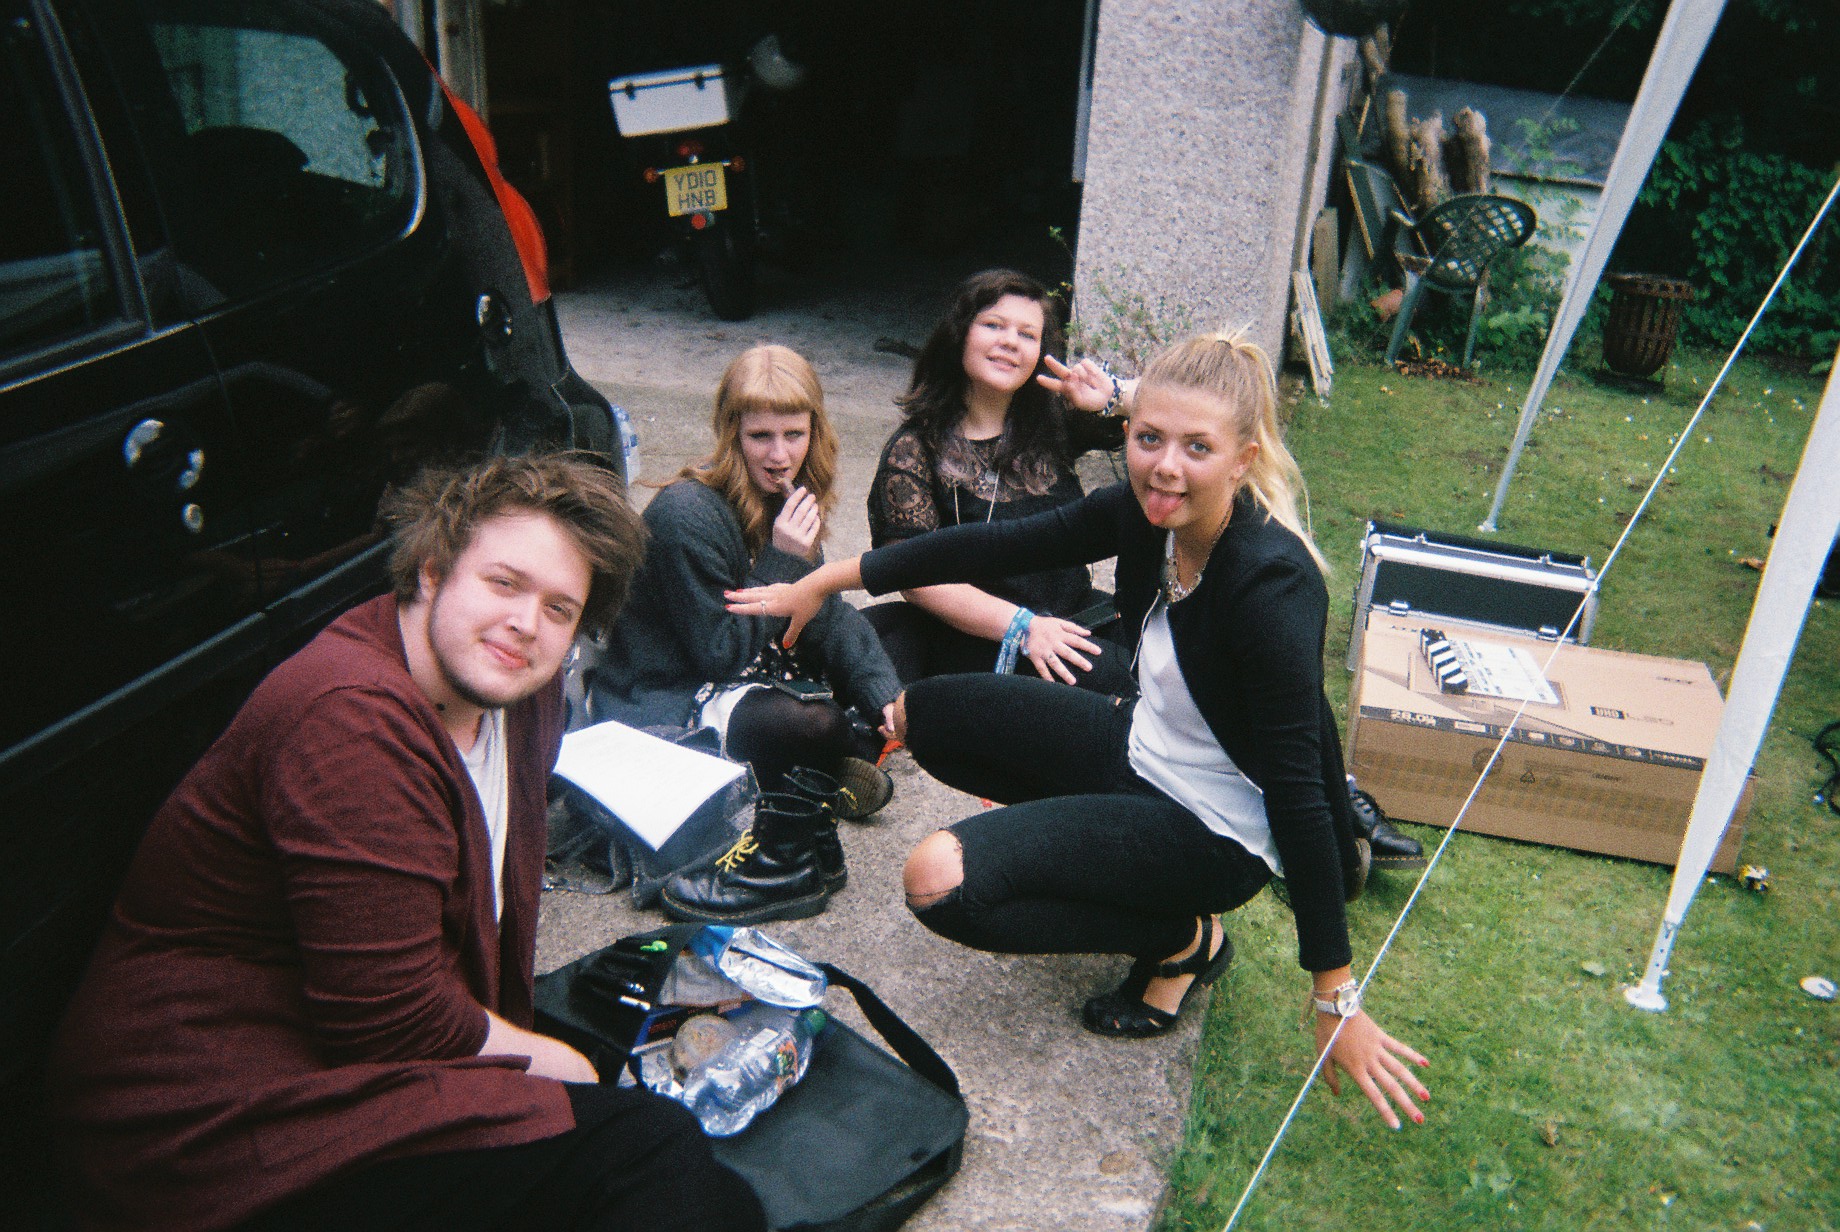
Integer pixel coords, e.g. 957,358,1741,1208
1126,599,1282,876
460,708,511,922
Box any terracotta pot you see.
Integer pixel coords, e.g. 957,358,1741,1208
1602,273,1694,378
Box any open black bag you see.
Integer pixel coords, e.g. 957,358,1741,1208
534,926,968,1232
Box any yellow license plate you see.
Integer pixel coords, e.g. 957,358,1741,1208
664,163,727,216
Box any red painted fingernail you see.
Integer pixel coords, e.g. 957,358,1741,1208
1412,1110,1424,1124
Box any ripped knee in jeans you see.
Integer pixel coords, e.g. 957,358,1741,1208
903,829,963,911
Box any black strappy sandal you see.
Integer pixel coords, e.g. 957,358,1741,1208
1081,916,1234,1039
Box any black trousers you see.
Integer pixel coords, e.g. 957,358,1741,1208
863,599,1137,696
239,1084,765,1232
902,674,1273,961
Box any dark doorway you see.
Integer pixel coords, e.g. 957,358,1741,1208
483,0,1090,298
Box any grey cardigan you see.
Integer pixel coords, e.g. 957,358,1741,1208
589,479,901,729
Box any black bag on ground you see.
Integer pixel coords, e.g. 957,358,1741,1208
534,926,969,1232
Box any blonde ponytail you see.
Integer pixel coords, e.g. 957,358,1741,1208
1137,328,1328,573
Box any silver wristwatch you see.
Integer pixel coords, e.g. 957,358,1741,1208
1311,980,1362,1018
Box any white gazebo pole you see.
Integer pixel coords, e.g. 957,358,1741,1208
1626,343,1840,1011
1481,0,1728,533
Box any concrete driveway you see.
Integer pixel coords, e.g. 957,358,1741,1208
542,256,1193,1231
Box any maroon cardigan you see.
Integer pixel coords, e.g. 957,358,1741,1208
48,595,574,1231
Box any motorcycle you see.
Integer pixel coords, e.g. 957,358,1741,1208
608,36,806,321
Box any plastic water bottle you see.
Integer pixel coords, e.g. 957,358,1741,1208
611,403,642,484
682,1002,829,1136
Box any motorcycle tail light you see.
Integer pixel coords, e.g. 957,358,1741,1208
690,212,709,230
676,138,705,159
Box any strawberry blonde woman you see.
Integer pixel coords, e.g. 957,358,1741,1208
587,345,899,923
729,330,1430,1128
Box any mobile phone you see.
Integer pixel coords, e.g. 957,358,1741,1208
1066,598,1119,630
772,679,833,703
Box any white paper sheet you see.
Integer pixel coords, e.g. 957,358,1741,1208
1449,639,1560,706
554,721,746,850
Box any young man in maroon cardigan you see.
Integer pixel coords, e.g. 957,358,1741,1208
49,455,766,1232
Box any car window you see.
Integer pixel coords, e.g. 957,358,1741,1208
0,14,122,362
130,0,415,301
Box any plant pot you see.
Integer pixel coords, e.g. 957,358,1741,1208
1602,273,1694,378
1299,0,1408,38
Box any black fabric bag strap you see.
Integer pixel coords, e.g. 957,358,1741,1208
817,962,960,1098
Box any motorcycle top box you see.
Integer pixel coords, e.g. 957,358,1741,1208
608,65,735,136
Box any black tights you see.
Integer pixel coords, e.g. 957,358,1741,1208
723,686,869,793
240,1084,764,1232
902,674,1271,961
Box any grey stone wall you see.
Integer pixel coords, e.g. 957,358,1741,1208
1075,0,1330,364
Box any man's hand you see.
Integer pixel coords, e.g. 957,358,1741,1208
771,486,823,560
481,1010,599,1084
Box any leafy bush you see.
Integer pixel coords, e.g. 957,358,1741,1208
1626,118,1840,364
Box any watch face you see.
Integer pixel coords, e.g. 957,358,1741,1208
1335,986,1361,1016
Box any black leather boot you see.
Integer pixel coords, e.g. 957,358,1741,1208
1348,781,1428,870
782,766,848,891
661,793,833,924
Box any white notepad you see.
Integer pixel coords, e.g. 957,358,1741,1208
554,721,746,850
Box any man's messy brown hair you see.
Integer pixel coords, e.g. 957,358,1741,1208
382,452,647,638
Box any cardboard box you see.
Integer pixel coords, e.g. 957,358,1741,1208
1347,613,1749,872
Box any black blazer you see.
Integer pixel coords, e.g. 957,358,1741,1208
861,482,1362,972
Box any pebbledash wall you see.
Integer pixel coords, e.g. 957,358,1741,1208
1076,0,1351,364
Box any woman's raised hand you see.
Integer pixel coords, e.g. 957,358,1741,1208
1038,355,1120,415
771,485,823,561
1023,615,1103,685
1315,1009,1430,1130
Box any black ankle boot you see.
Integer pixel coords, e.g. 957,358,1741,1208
661,793,833,924
782,767,847,891
1348,782,1428,870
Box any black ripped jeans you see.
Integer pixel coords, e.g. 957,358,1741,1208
901,674,1272,961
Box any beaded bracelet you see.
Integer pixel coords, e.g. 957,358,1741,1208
993,606,1034,674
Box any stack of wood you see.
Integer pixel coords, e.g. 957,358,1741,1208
1385,93,1493,215
1356,25,1494,214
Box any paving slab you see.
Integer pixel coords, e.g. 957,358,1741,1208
547,262,1192,1230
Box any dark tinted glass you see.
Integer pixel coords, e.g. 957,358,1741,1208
0,15,120,360
134,0,414,300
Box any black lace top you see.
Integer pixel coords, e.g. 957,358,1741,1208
867,427,1098,616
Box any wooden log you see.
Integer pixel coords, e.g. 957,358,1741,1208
1408,112,1451,213
1450,107,1492,195
1383,89,1412,182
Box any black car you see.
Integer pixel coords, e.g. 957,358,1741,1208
2,0,626,1217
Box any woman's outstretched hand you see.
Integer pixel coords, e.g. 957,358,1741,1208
1038,355,1125,415
726,579,822,646
1024,615,1102,685
1315,1009,1430,1130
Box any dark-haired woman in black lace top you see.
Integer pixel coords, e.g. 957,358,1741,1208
865,269,1133,693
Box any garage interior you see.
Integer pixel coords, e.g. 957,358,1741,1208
475,0,1094,303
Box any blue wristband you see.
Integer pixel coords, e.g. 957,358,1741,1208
993,607,1034,674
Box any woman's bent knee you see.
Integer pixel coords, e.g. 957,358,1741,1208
903,830,963,908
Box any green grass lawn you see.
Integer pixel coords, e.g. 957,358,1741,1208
1159,350,1840,1231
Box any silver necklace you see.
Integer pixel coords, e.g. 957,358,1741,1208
1162,513,1232,604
